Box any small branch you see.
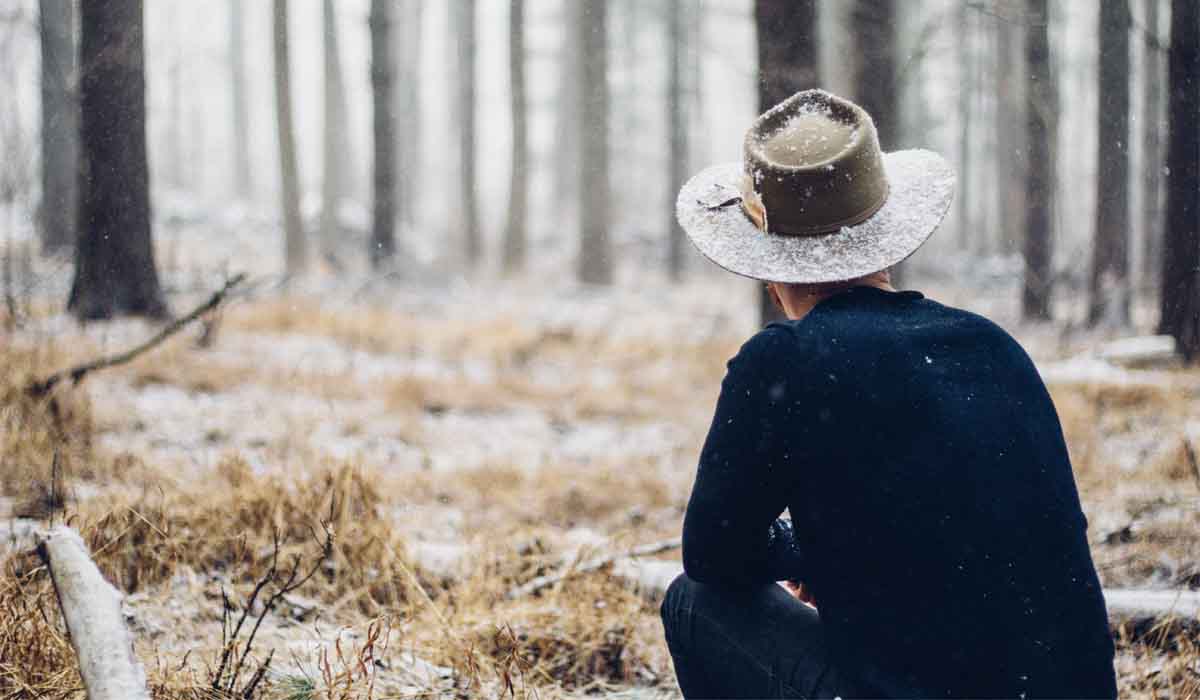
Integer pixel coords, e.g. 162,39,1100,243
1183,438,1200,490
26,274,247,398
506,537,681,600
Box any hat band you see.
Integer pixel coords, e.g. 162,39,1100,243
738,177,890,237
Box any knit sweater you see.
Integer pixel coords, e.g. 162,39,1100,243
681,286,1116,698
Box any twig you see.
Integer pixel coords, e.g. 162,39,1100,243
1183,437,1200,490
26,273,247,398
506,537,682,600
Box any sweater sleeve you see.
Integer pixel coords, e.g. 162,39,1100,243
681,325,807,587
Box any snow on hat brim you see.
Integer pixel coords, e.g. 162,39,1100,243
676,149,955,284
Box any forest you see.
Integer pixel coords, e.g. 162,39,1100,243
0,0,1199,698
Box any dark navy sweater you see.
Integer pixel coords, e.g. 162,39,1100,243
681,286,1116,698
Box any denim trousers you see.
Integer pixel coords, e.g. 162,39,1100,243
660,573,842,699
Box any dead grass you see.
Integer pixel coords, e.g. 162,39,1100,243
3,306,1200,698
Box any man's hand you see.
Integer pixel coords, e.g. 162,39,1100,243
782,580,817,608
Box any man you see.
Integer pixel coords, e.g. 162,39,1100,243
661,90,1116,699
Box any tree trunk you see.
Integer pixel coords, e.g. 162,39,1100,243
753,0,818,325
1158,0,1200,360
666,0,688,282
1140,0,1164,292
165,3,184,189
502,0,527,275
553,0,582,238
320,0,352,259
1088,0,1132,327
996,10,1026,255
456,0,480,267
38,0,79,254
370,0,396,267
229,0,252,200
68,0,167,320
273,0,305,274
956,2,974,252
577,0,611,285
395,0,423,231
1022,0,1057,321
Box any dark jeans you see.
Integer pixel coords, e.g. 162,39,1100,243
660,573,841,699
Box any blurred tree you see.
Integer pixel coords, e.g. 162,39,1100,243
502,0,527,275
228,0,252,200
273,0,305,274
38,0,78,253
578,0,611,284
995,7,1026,256
370,0,395,267
1022,0,1056,321
956,2,973,252
1159,0,1200,360
320,0,353,264
166,3,183,188
553,0,582,239
667,0,688,282
1140,0,1164,291
456,0,480,267
753,0,818,324
68,0,167,320
395,0,423,231
1088,0,1131,327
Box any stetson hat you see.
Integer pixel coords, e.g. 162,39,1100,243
676,89,955,284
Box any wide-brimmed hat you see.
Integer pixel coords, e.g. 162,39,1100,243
676,89,955,284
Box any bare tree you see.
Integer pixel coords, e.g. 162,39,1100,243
38,0,78,253
1088,0,1132,327
753,0,818,324
956,2,974,252
502,0,527,275
577,0,611,285
849,0,897,148
456,0,480,267
273,0,305,274
1158,0,1200,359
68,0,167,320
395,0,423,230
1022,0,1057,321
666,0,688,282
995,8,1026,255
229,0,252,200
370,0,395,267
552,0,582,239
320,0,353,260
1140,0,1164,291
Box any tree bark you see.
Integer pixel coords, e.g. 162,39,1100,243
1022,0,1057,321
320,0,353,258
1158,0,1200,360
370,0,396,267
753,0,818,324
273,0,305,274
502,0,527,274
38,0,79,254
229,0,252,200
456,0,480,267
667,0,688,282
1088,0,1132,327
1140,0,1164,292
68,0,167,320
577,0,611,285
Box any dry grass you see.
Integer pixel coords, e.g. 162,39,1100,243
3,301,1199,698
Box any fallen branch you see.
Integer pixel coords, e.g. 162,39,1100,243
36,526,150,700
506,536,681,600
1107,588,1200,647
26,273,247,398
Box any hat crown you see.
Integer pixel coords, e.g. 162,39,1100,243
743,90,890,237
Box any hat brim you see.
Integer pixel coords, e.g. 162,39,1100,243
676,149,955,284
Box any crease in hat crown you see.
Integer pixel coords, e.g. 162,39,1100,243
741,89,890,237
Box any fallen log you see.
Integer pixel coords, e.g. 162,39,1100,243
1106,588,1200,647
505,536,681,600
36,526,149,700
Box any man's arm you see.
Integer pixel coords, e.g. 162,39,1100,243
681,326,808,587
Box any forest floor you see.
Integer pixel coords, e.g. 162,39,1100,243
1,254,1199,697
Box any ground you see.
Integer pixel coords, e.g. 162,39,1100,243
1,258,1198,698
